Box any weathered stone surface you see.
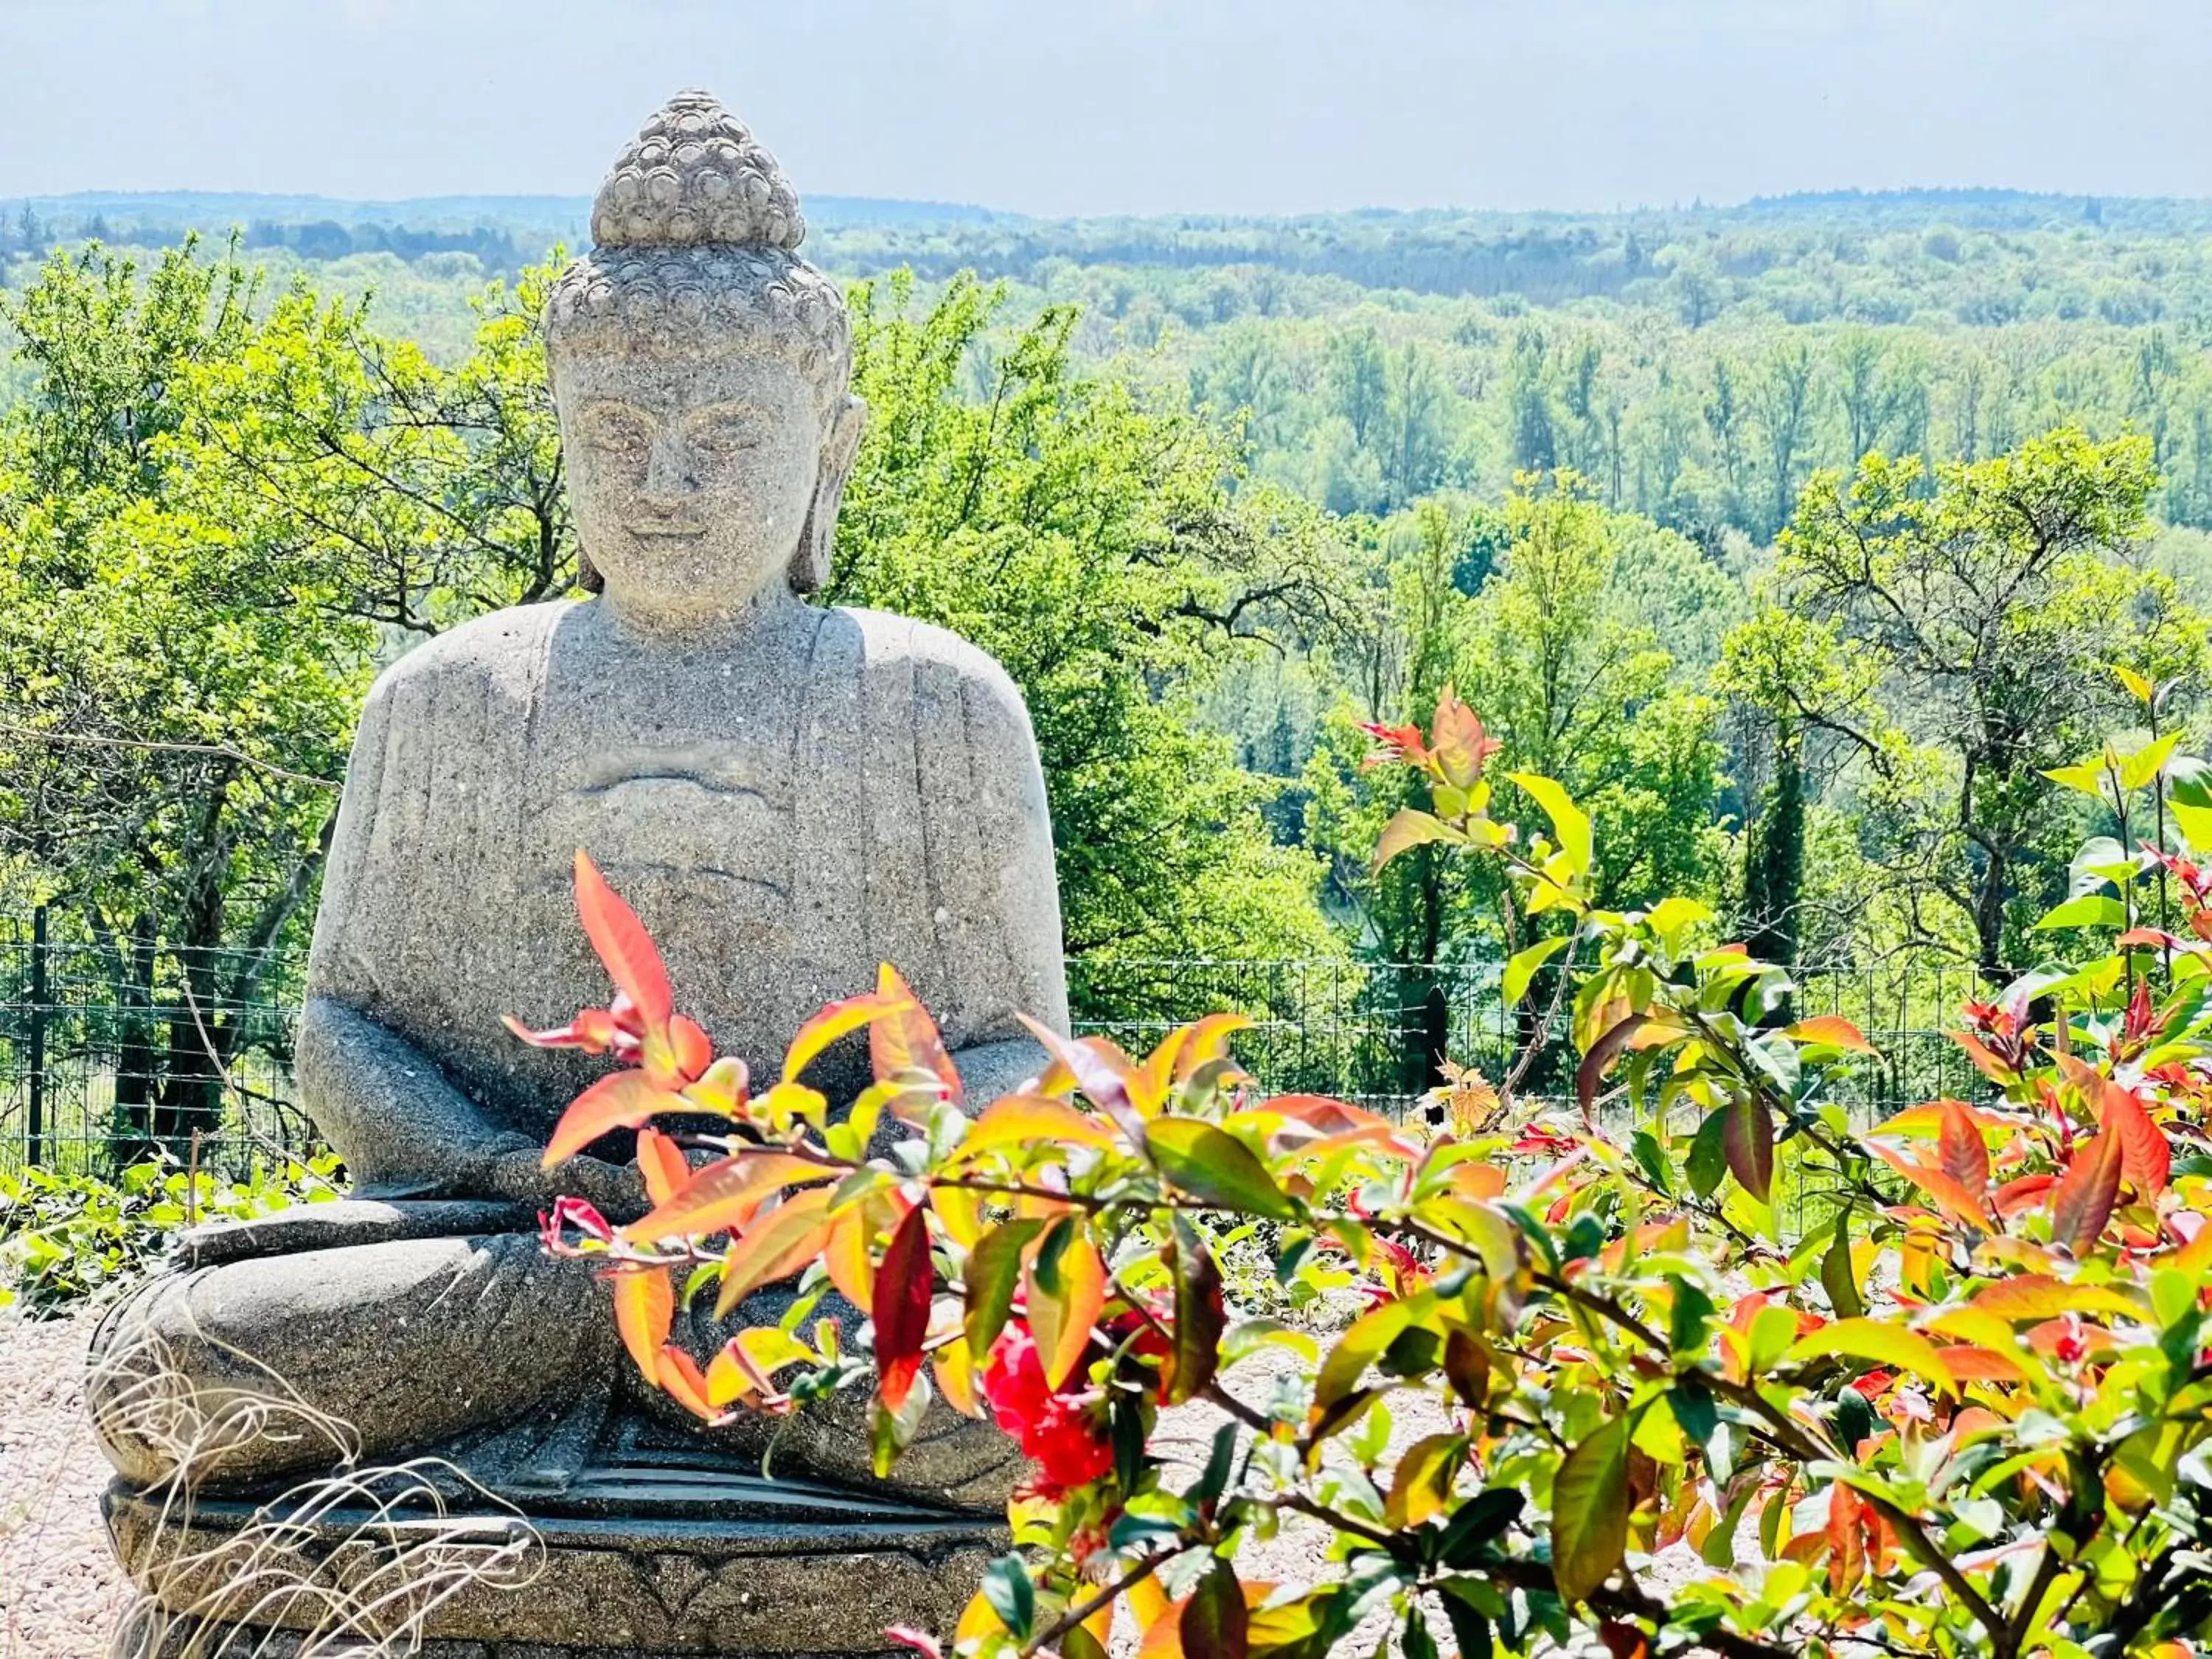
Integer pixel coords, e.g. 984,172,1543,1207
90,86,1068,1654
107,1457,1004,1655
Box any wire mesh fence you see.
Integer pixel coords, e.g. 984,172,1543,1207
0,908,311,1180
0,905,2002,1180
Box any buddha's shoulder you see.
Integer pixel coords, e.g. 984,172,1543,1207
363,602,574,711
823,606,1031,726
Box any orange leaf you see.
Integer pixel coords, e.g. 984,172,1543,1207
1430,686,1502,788
704,1326,815,1408
1175,1012,1253,1081
679,1055,751,1116
1937,1344,2026,1382
1126,1575,1171,1637
2051,1133,2124,1253
1869,1142,1989,1231
1261,1094,1390,1135
824,1204,877,1313
1130,1026,1192,1117
874,1205,934,1410
785,990,912,1085
933,1183,985,1250
1993,1172,2059,1216
657,1344,717,1421
2060,1057,2171,1197
1791,1015,1877,1054
543,1070,678,1168
1026,1220,1108,1391
714,1188,836,1316
1826,1481,1865,1593
668,1014,713,1083
636,1127,690,1208
933,1335,981,1417
871,964,964,1109
1938,1099,1990,1197
1951,1030,2019,1085
1871,1099,2000,1139
625,1152,829,1242
502,1006,619,1054
1020,1016,1139,1116
1450,1161,1508,1200
573,850,672,1034
956,1093,1120,1159
612,1265,674,1386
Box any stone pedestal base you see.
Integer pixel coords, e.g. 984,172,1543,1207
105,1453,1004,1655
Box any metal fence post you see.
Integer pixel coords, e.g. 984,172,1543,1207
27,903,46,1167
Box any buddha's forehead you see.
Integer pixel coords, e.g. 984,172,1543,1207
552,335,822,417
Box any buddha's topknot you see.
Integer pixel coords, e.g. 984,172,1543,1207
590,88,804,251
544,90,849,394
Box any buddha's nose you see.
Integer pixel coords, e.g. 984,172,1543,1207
644,432,698,497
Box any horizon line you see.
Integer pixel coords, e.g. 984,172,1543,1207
0,182,2186,227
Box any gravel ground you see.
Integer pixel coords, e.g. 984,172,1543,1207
0,1311,133,1659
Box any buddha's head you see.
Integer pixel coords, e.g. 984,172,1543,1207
544,91,865,629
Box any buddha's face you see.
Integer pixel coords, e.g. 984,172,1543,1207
553,337,832,625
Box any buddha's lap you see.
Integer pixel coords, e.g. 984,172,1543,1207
86,1232,612,1485
86,1231,1025,1506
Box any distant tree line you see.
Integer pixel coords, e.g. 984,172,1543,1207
0,205,533,273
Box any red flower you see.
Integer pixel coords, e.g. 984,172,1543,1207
981,1326,1114,1497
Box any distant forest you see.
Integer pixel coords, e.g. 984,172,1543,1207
10,184,2212,990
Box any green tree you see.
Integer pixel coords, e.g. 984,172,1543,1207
0,241,369,1146
827,273,1345,991
1324,324,1388,448
0,239,582,1147
1720,430,2209,975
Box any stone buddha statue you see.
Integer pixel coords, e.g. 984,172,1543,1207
90,91,1064,1654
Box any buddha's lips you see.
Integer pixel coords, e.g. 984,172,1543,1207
628,520,706,538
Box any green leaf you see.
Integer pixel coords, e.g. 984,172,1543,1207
1686,1111,1728,1201
2042,757,2111,800
1385,1432,1466,1528
1506,771,1594,879
981,1554,1034,1641
1502,936,1570,1005
1783,1317,1958,1394
1181,1562,1249,1659
1402,1609,1440,1659
2171,796,2212,855
1666,1274,1715,1355
1374,808,1462,870
1315,1289,1439,1410
2034,893,2127,931
1436,1488,1523,1568
1645,895,1714,939
1194,1419,1239,1507
1666,1382,1718,1452
962,1217,1043,1357
1166,1215,1226,1403
1147,1118,1298,1220
1820,1208,1864,1319
2114,664,2156,706
1551,1414,1630,1604
1438,1592,1493,1659
2123,731,2181,792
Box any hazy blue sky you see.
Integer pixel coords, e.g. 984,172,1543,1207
5,0,2208,215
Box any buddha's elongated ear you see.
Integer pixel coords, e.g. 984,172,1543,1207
790,394,868,595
